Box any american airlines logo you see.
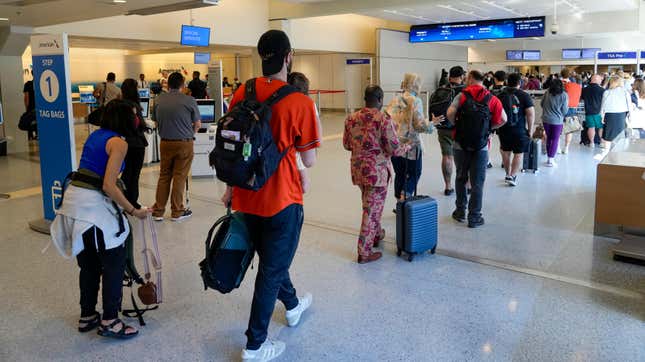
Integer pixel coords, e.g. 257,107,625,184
38,40,60,49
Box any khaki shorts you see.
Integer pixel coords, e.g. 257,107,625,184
437,128,455,156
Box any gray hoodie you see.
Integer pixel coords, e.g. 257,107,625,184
541,92,569,125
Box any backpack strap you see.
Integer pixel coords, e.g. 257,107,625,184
263,84,298,108
244,78,257,101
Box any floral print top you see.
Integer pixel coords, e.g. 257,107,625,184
343,108,409,187
386,91,434,160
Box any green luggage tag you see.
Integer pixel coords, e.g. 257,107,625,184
242,141,252,161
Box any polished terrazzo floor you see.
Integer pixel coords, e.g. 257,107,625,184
0,111,643,362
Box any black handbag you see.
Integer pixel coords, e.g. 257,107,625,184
18,110,36,131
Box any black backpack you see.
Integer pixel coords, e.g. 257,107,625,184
209,79,297,191
429,84,464,127
497,88,521,127
455,90,493,151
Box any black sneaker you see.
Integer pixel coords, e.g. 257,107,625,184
504,176,513,184
466,188,471,195
487,162,493,169
452,210,466,223
171,209,193,222
508,176,517,187
444,189,454,196
468,217,485,228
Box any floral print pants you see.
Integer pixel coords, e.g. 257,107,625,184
358,185,388,257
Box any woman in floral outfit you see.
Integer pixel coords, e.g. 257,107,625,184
387,73,444,202
343,85,411,264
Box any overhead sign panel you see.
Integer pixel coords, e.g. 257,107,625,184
597,52,637,60
180,25,210,47
562,49,582,60
194,52,211,64
346,58,370,65
410,16,545,43
582,48,601,59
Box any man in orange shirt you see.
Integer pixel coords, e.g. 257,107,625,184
221,30,320,361
561,68,582,154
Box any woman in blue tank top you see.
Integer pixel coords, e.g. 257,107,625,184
53,100,151,340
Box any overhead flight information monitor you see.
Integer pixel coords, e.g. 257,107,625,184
582,48,601,59
194,52,211,64
180,25,210,47
410,16,545,43
523,50,541,61
562,49,582,59
506,50,523,61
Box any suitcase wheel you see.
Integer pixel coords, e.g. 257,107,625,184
408,254,414,262
396,248,402,257
521,169,526,173
430,246,436,254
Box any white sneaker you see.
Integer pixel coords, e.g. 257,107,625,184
153,216,164,222
242,340,286,362
285,293,312,327
561,147,569,154
545,159,554,167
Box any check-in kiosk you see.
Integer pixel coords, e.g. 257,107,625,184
141,97,161,165
192,99,217,177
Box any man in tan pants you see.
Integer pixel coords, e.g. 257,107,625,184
151,72,201,221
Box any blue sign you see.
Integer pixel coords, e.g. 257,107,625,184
346,58,370,65
641,51,645,59
194,52,211,64
180,25,210,47
598,52,637,60
523,50,541,61
31,34,76,220
582,48,601,59
410,16,545,43
79,93,95,103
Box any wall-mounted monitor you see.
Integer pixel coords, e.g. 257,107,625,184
522,50,541,61
410,16,545,43
197,99,215,123
506,50,523,61
194,52,211,64
562,49,582,59
140,98,150,119
180,25,210,47
582,48,601,59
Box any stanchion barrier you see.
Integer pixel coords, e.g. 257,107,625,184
308,90,347,115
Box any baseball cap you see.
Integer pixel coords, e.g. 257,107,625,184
449,66,465,78
257,30,291,76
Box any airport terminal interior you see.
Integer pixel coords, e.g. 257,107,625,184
0,0,644,361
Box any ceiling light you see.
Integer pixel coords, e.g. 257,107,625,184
0,18,8,21
113,0,127,3
574,12,583,19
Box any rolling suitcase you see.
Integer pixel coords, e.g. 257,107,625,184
522,139,541,174
396,195,438,262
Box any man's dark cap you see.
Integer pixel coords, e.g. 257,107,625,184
258,30,291,76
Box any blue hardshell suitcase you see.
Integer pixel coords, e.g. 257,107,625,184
396,196,438,262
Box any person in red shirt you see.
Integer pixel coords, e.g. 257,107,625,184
446,70,507,228
220,30,320,361
560,68,582,154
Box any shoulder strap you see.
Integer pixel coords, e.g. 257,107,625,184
244,78,257,101
263,84,298,108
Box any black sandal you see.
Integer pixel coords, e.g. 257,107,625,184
97,319,139,340
78,312,100,333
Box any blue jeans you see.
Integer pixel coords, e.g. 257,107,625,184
454,148,488,221
244,204,303,350
391,155,422,199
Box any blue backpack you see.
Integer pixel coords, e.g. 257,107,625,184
209,78,296,191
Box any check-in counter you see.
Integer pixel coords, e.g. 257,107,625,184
594,139,645,261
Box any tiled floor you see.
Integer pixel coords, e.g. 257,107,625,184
0,111,643,361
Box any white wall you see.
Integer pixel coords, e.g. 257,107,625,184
22,47,245,85
377,29,468,106
0,55,29,153
292,52,373,109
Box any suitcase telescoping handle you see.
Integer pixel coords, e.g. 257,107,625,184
402,147,421,201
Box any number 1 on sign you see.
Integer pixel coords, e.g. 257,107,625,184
45,76,52,98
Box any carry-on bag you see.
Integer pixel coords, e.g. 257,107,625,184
522,139,541,174
396,195,439,262
123,215,163,326
199,206,254,294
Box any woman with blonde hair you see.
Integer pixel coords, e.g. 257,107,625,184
387,73,443,203
600,75,631,148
